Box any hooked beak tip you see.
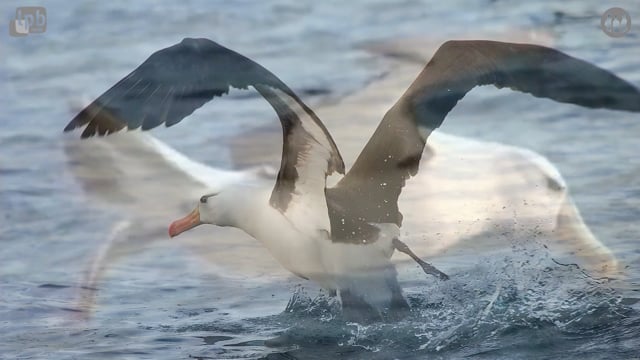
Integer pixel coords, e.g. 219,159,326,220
168,207,201,238
168,224,178,238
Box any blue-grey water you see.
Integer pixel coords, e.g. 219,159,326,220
2,1,640,359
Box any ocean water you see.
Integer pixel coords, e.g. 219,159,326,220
1,0,640,359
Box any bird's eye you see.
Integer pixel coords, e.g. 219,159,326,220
199,192,218,204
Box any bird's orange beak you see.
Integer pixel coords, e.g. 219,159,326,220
168,207,201,238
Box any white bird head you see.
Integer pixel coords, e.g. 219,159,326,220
168,191,223,237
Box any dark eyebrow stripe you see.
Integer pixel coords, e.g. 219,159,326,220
200,192,218,203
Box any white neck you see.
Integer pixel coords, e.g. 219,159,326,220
215,185,272,233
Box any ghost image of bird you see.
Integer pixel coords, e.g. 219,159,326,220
65,38,640,322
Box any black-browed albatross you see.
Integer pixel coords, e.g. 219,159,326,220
65,38,640,321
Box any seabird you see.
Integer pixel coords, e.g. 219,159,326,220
65,38,640,321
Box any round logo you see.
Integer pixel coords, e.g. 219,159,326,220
601,7,631,38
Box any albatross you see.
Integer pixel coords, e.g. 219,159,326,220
65,38,640,321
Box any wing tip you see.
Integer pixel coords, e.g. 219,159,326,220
63,120,78,133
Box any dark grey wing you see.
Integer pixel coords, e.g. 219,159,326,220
328,40,640,242
65,38,344,215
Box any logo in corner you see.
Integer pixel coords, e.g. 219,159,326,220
9,6,47,37
601,7,631,38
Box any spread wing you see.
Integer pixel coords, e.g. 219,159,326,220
327,40,640,243
65,38,345,225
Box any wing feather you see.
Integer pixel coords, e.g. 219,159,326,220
66,38,345,225
329,40,640,242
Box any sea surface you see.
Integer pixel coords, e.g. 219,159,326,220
1,1,640,359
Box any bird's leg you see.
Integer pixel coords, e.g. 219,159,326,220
392,238,449,280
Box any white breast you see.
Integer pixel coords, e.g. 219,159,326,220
248,201,398,291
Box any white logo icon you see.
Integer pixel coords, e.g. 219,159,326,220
11,19,29,35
